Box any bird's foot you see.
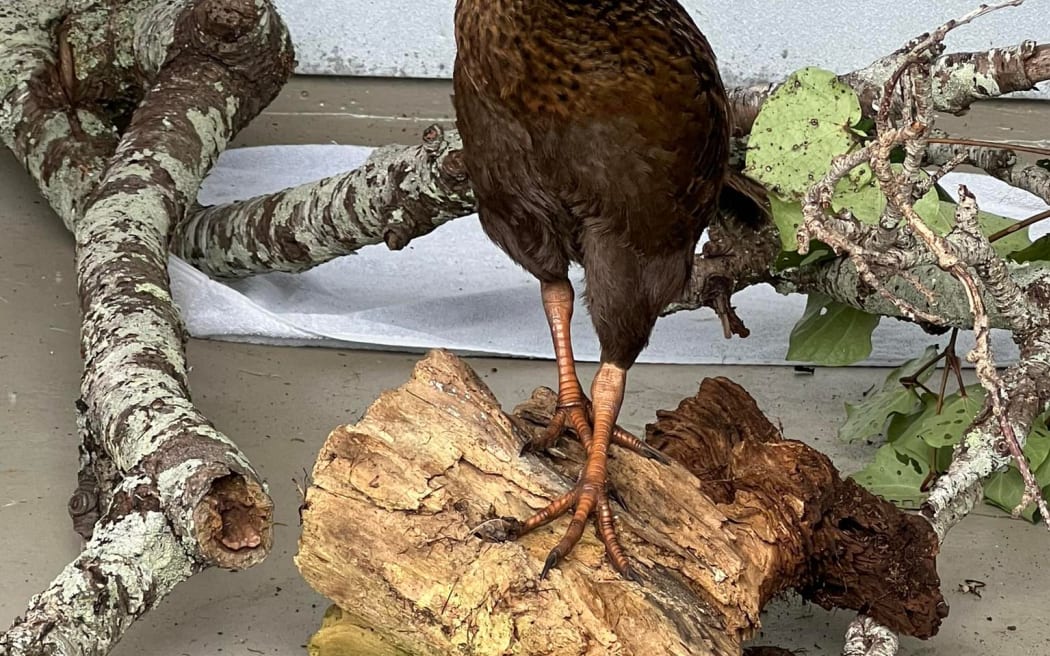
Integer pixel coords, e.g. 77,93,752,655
526,398,669,465
509,473,639,581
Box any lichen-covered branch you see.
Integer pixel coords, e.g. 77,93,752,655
173,125,474,278
2,477,198,655
730,41,1050,136
926,140,1050,206
169,40,1050,286
0,0,294,653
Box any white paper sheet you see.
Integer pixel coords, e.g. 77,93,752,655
169,145,1050,365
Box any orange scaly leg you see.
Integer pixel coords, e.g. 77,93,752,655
530,281,668,464
517,362,637,579
508,281,666,579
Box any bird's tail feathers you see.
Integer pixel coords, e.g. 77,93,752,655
719,168,770,227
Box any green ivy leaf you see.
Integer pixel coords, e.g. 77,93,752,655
978,210,1033,257
885,404,929,442
770,194,805,252
984,469,1040,522
893,419,939,472
744,68,862,199
838,346,939,443
996,425,1050,523
893,386,986,449
851,445,929,508
831,166,942,229
787,293,881,366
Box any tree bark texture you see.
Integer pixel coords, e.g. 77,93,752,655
296,351,944,656
0,1,293,653
173,124,475,278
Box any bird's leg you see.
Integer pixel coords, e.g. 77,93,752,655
516,363,637,579
532,281,667,464
532,280,589,451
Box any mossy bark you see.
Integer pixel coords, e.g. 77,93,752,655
0,1,293,653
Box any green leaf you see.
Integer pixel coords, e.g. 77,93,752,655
770,194,805,251
895,386,986,449
984,468,1040,522
744,68,862,199
893,418,939,471
1007,234,1050,264
831,166,942,229
885,405,929,442
979,210,1033,257
838,346,939,443
986,425,1050,523
1034,428,1050,480
851,445,929,508
787,293,881,366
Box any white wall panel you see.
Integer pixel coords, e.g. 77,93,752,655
274,0,1048,97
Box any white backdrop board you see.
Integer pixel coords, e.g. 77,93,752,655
273,0,1049,97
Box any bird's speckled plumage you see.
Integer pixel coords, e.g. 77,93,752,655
454,0,732,366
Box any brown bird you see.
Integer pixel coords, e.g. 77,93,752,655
453,0,761,579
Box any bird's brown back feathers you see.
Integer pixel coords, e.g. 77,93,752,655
453,0,748,365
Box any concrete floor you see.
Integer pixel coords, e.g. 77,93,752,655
1,79,1049,655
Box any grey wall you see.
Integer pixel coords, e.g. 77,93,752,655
274,0,1048,97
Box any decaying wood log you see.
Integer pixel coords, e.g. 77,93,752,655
296,350,944,656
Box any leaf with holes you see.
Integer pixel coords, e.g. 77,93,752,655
894,386,986,449
838,346,939,443
744,68,862,199
892,420,938,473
787,293,881,366
851,445,929,507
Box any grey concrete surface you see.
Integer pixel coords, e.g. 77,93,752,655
231,76,1049,150
2,79,1049,655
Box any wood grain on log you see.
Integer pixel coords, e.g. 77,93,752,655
296,351,944,655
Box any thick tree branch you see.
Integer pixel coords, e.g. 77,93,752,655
730,41,1050,136
173,125,474,278
1,0,293,653
171,41,1050,283
926,140,1050,206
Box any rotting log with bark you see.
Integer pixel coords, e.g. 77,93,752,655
296,350,944,656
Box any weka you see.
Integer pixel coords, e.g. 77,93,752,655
454,0,758,579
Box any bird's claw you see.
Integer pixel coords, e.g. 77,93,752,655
528,398,669,466
540,549,561,579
